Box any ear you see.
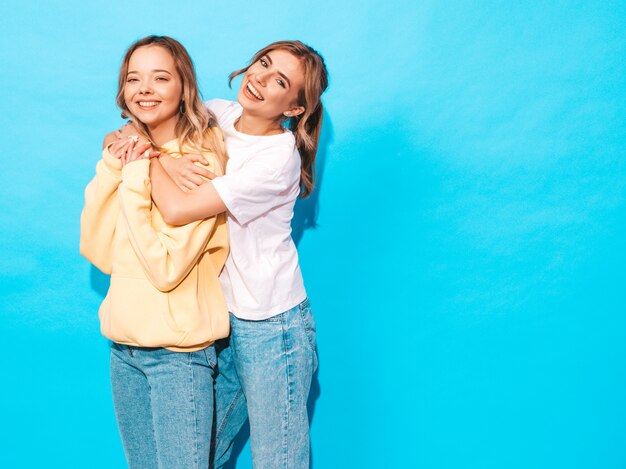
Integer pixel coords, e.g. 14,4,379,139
283,106,305,118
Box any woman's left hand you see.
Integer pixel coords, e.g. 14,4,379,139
122,137,160,166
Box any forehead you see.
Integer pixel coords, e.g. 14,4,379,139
128,45,176,72
266,49,304,82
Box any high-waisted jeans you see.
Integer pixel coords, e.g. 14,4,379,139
212,298,318,469
110,343,217,469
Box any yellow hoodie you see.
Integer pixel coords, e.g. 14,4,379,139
80,132,229,352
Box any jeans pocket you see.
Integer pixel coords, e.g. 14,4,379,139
298,302,317,352
202,345,217,370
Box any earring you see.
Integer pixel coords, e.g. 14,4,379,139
179,100,185,115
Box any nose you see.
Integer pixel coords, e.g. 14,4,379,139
139,79,153,94
255,70,271,86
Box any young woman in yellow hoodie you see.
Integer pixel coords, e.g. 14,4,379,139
80,36,228,469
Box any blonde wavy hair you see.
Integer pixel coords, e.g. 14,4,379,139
116,35,227,172
229,40,329,198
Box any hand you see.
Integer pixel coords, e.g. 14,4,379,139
109,137,134,160
124,137,160,166
111,136,159,166
115,122,141,140
159,153,216,191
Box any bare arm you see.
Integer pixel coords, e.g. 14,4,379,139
160,154,216,191
109,138,223,291
150,158,227,226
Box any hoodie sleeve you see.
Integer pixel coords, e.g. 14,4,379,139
116,158,225,292
79,149,122,274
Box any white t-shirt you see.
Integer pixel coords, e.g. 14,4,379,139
208,99,307,320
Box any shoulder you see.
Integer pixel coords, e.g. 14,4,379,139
212,126,224,141
203,125,224,141
205,99,240,121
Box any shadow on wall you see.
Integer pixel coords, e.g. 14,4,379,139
292,110,334,247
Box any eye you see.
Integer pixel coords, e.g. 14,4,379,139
260,58,268,68
126,77,139,83
276,79,286,89
156,76,169,82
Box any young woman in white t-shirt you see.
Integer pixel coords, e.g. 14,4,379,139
145,41,328,469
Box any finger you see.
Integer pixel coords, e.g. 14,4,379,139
203,170,217,180
111,140,131,159
111,138,128,152
186,164,214,180
117,136,138,156
128,142,152,163
142,149,157,160
122,139,138,165
180,178,199,191
185,173,207,187
117,139,133,151
186,153,210,165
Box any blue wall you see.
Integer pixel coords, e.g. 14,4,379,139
1,1,625,467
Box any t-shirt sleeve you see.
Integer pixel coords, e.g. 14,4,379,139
212,145,300,226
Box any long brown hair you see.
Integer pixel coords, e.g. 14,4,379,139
229,40,329,198
116,36,227,172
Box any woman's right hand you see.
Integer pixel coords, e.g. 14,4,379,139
159,154,216,192
109,136,158,165
108,137,134,160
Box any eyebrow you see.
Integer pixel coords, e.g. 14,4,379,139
264,54,291,87
127,69,174,76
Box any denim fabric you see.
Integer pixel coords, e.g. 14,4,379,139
212,298,317,469
110,343,217,469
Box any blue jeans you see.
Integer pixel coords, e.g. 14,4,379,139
110,343,217,469
212,298,318,469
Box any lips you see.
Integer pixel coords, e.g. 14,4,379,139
136,101,161,110
245,81,264,101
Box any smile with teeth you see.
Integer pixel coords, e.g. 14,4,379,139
246,82,264,101
137,101,160,109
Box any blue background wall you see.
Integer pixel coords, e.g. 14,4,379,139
1,1,625,467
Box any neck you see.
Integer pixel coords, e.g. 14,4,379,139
236,110,283,136
148,118,178,147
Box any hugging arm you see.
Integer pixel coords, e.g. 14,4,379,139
149,158,226,226
117,157,223,292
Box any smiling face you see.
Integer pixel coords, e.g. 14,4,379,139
237,49,306,122
123,45,183,141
